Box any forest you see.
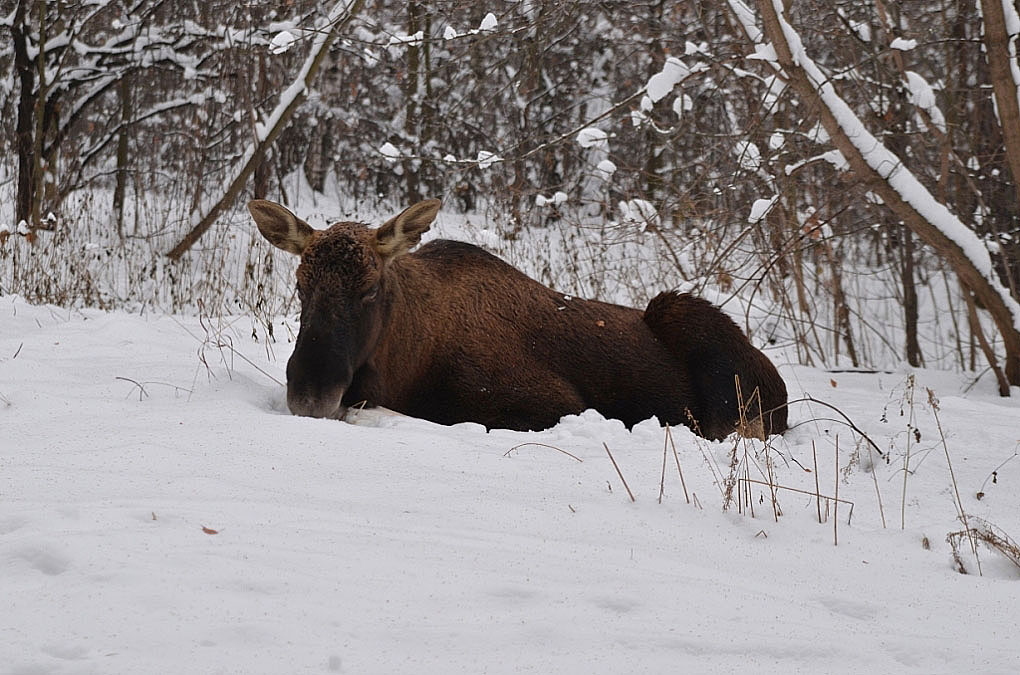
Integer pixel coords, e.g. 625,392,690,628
4,3,1020,672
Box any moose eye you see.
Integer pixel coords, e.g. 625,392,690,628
361,284,379,304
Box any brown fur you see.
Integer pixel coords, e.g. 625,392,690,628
249,199,788,439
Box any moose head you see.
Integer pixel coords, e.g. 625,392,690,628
248,199,441,419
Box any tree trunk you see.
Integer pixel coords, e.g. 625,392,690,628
113,74,132,238
902,226,921,367
12,0,36,228
978,0,1020,208
402,0,424,204
30,0,48,228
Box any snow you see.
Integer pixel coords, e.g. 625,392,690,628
535,191,568,207
378,142,400,162
617,199,659,231
576,126,609,150
478,13,498,33
748,195,778,223
890,37,917,51
904,71,946,132
646,57,690,103
387,30,424,47
727,0,763,44
734,140,762,171
672,93,693,119
3,296,1020,672
595,159,617,180
443,25,459,40
476,150,501,170
747,42,778,62
269,30,298,55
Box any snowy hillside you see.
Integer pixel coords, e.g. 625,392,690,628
2,296,1018,674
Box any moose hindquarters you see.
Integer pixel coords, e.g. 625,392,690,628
643,291,788,440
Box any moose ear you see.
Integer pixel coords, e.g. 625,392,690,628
375,199,441,259
248,200,314,255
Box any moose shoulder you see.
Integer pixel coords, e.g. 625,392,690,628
249,199,788,440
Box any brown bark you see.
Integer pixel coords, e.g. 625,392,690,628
902,227,922,367
756,0,1020,388
965,288,1011,396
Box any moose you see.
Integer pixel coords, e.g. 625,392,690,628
248,198,788,439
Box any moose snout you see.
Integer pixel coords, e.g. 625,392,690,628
287,386,347,419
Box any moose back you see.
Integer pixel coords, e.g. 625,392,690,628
248,199,788,439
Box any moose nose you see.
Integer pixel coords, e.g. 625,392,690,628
287,387,346,419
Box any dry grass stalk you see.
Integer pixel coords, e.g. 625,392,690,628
834,435,840,546
659,427,669,504
927,388,980,574
947,516,1020,575
504,442,584,463
812,440,823,524
666,425,691,504
736,478,854,524
901,374,916,530
866,437,887,529
603,442,635,502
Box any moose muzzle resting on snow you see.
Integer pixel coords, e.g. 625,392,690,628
248,198,788,439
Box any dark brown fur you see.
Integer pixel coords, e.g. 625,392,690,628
249,199,788,439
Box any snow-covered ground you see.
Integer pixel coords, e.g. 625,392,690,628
2,295,1019,674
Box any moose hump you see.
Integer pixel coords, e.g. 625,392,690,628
249,199,788,439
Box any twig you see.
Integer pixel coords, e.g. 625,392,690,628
784,395,887,460
658,428,669,504
504,442,583,463
928,388,980,574
603,442,635,502
737,478,855,524
866,437,887,528
901,375,916,530
115,376,149,401
948,516,1020,574
115,377,194,401
979,447,1019,494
